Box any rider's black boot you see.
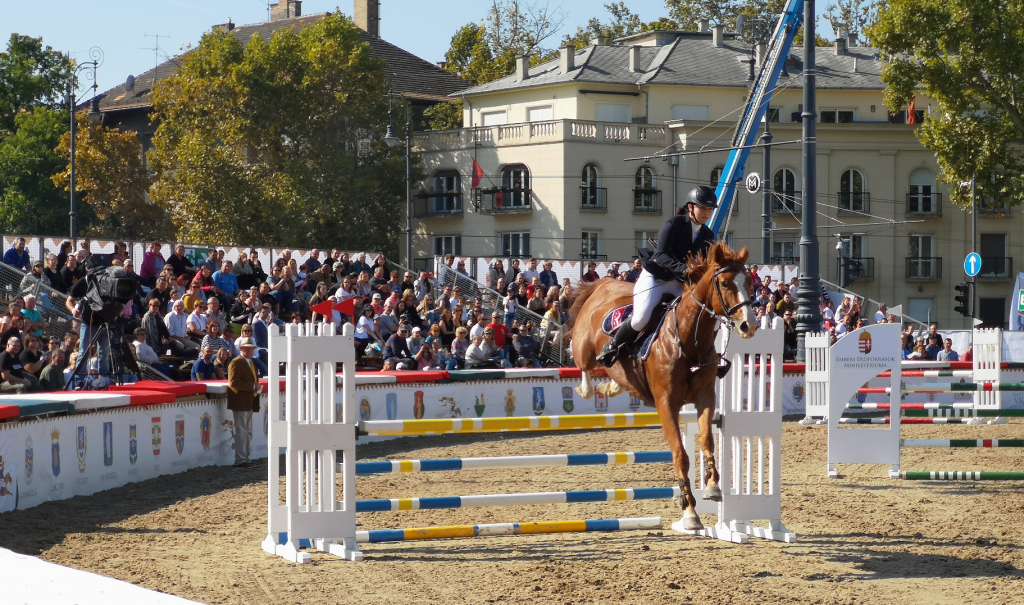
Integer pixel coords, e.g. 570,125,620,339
597,323,639,367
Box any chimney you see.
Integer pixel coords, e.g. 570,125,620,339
629,46,642,72
436,61,447,70
712,24,724,47
559,44,575,74
354,0,380,37
591,33,606,46
834,38,847,55
269,0,301,21
847,32,858,47
213,19,236,32
699,19,710,33
515,54,530,81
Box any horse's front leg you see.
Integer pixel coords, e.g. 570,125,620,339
656,398,702,531
696,389,722,501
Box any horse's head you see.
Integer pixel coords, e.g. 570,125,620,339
705,244,757,338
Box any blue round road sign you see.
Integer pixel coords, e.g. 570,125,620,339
964,252,982,277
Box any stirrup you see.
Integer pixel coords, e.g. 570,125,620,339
597,342,619,367
716,356,732,379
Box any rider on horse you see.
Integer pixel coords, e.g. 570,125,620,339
597,185,718,367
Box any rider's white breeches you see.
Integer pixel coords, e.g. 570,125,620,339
630,269,683,331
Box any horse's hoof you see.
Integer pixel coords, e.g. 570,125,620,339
671,515,704,532
703,485,723,502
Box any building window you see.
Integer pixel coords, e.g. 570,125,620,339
724,231,735,248
482,110,507,126
979,298,1007,328
772,240,798,264
908,168,939,214
635,230,658,251
839,168,868,213
528,105,553,122
766,107,781,123
500,232,530,257
840,234,866,259
907,298,935,324
710,165,723,187
672,105,709,121
500,165,530,208
773,167,798,212
820,108,855,123
434,235,461,257
581,231,601,259
907,234,939,279
581,163,605,210
979,233,1010,278
596,103,630,123
634,165,660,212
431,171,462,214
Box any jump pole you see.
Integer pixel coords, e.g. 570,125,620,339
356,451,673,474
357,517,663,543
899,471,1024,481
356,487,683,512
359,411,700,437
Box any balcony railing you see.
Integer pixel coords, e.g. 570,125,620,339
836,257,875,281
771,191,802,215
580,186,607,212
905,257,942,280
771,256,799,265
906,192,942,216
979,257,1013,279
978,201,1012,217
580,253,608,261
474,187,532,214
411,120,672,152
413,193,463,218
838,191,870,214
633,189,662,214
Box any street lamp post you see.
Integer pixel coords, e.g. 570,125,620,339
68,47,103,241
795,0,822,362
385,96,413,269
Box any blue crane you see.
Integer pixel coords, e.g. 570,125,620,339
709,0,805,237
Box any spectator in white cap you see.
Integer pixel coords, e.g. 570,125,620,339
406,326,425,356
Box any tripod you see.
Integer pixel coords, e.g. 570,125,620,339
65,321,140,390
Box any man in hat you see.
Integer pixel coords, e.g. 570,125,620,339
227,337,262,468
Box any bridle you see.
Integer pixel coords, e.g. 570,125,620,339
677,264,752,375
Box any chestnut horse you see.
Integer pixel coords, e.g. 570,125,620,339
568,243,756,531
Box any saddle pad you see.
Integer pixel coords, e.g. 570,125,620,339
602,304,633,335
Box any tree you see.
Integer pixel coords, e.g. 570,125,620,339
52,114,170,239
0,107,92,235
148,13,408,256
869,0,1024,208
562,3,678,50
825,0,882,38
0,34,72,135
666,0,831,46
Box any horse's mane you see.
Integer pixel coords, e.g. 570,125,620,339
685,241,746,282
566,280,601,331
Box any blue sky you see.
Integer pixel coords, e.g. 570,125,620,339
3,0,834,97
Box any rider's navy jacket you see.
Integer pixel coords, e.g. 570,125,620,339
639,214,715,281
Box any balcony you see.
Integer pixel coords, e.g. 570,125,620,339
413,193,463,218
771,256,799,265
410,120,671,153
474,187,532,215
979,257,1013,280
771,191,802,215
906,192,942,216
633,189,662,215
905,257,942,280
580,186,607,212
836,257,875,281
838,191,870,214
978,200,1012,217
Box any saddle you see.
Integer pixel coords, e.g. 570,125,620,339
601,294,678,361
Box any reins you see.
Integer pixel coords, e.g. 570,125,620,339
677,264,750,374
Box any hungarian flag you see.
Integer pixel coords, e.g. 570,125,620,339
471,159,484,189
906,97,917,125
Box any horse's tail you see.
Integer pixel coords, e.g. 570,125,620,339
566,279,603,331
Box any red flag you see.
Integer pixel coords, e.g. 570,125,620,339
471,159,484,189
906,97,917,125
333,297,356,317
310,299,334,316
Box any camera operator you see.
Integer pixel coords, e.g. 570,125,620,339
65,265,132,377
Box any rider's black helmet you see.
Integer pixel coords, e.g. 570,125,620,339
686,186,719,208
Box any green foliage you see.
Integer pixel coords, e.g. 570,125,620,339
561,3,677,49
869,0,1024,208
149,13,408,257
0,107,91,234
443,1,565,86
0,34,72,135
53,114,169,239
424,100,464,131
825,0,882,37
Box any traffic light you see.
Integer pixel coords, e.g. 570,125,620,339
953,282,975,317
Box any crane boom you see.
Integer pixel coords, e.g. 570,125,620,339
709,0,805,237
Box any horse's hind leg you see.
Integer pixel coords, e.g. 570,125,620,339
696,388,722,501
656,398,702,531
